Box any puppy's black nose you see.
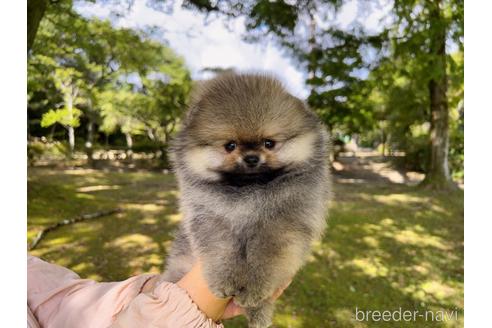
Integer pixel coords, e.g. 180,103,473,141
243,155,260,167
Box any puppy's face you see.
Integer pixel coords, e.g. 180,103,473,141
178,74,321,185
183,131,317,183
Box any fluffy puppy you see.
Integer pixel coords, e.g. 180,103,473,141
163,73,331,327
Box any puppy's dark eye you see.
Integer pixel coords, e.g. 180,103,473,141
224,141,237,152
264,139,275,149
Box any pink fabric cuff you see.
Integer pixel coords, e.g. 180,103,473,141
27,255,223,328
111,280,223,328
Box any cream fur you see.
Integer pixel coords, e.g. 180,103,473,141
277,132,316,164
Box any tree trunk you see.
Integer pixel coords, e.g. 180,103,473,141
27,0,48,54
421,1,454,190
68,126,75,157
86,120,94,166
66,87,75,158
381,129,387,157
147,128,155,141
125,133,133,159
48,124,56,141
27,110,31,140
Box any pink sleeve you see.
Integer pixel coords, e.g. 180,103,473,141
27,255,224,328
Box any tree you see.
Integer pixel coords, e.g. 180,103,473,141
414,0,462,189
183,0,383,135
98,87,146,155
28,0,183,54
97,44,192,163
29,3,192,164
184,0,463,189
40,68,85,157
27,0,48,53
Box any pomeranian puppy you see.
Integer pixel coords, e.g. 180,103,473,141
163,73,331,327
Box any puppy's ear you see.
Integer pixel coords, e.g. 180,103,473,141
186,71,242,121
292,96,312,113
184,80,207,122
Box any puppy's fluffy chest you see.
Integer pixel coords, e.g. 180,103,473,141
184,184,289,226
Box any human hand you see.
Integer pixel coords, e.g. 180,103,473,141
221,279,292,320
175,260,292,322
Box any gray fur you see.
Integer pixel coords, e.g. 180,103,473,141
162,73,331,327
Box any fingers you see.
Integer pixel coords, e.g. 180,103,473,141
221,279,293,320
221,299,245,319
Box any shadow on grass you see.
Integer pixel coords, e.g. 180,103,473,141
264,183,464,328
28,168,464,328
28,167,179,281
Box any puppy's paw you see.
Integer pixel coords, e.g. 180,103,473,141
234,285,270,308
246,303,274,328
208,279,245,299
203,263,246,298
234,275,275,308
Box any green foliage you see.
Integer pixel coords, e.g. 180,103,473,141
40,107,82,128
28,2,192,154
27,139,71,165
27,141,45,166
186,0,463,181
363,49,463,177
449,100,464,179
246,0,298,36
447,52,464,179
131,139,164,153
28,0,464,181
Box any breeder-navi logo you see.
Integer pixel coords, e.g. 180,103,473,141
354,307,460,322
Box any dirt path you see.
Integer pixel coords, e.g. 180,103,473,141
332,150,425,186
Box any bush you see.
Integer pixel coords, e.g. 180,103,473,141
390,130,463,180
27,138,71,165
388,134,428,172
27,141,45,166
131,139,163,153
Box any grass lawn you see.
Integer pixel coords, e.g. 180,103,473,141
27,166,463,327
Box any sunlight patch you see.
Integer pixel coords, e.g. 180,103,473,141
140,217,158,224
411,263,431,275
312,245,340,261
107,234,159,252
128,253,163,274
360,223,383,233
72,222,103,234
420,280,457,300
72,262,95,274
362,236,379,248
380,218,395,226
77,185,121,192
274,312,303,328
44,236,72,246
167,213,182,223
391,229,450,250
373,193,427,205
402,280,457,302
87,273,103,281
75,193,95,200
123,203,165,212
63,169,99,175
349,257,389,278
